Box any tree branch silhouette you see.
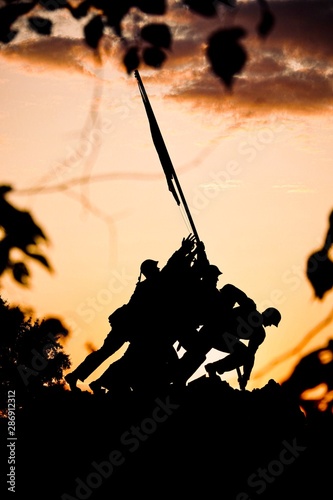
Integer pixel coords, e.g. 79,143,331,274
252,306,333,381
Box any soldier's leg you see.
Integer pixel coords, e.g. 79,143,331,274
65,329,126,390
172,329,214,386
90,358,131,395
205,340,248,376
172,351,207,386
90,347,139,397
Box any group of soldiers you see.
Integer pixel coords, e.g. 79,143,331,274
65,235,281,395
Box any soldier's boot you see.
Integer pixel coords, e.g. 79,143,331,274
89,380,106,396
65,372,81,392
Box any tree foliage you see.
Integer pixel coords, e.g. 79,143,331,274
0,0,275,88
0,296,70,412
0,185,52,287
306,209,333,300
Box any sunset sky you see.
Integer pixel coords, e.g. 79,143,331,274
0,0,332,391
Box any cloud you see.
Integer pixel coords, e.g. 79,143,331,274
273,183,315,194
251,0,333,60
0,36,102,76
163,0,333,113
0,1,331,112
200,179,242,191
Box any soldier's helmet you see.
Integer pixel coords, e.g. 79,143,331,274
262,307,281,327
140,259,159,278
205,264,223,277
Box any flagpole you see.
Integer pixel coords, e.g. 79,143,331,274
172,166,201,244
134,70,201,244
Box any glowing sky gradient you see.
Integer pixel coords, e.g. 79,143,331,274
0,0,332,390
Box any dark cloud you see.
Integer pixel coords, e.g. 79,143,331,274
239,0,333,59
163,0,333,112
0,1,331,112
0,36,102,75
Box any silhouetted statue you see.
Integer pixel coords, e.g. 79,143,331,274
89,240,221,395
169,249,224,385
86,328,179,397
282,339,333,399
65,305,131,392
86,237,226,395
65,234,200,393
205,305,281,390
307,209,333,299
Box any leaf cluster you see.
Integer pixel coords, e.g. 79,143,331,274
0,296,70,412
0,0,276,87
0,185,52,286
306,210,333,300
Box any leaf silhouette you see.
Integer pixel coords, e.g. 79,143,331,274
25,250,52,270
0,2,36,25
12,262,30,285
0,238,10,274
206,27,247,88
123,46,140,75
67,0,91,19
84,14,104,49
257,0,275,38
136,0,166,15
306,250,333,299
0,2,35,43
39,0,69,11
0,188,47,249
143,46,167,68
141,23,172,49
0,29,18,44
216,0,237,5
0,185,12,196
0,185,51,286
103,0,132,37
183,0,217,17
40,317,69,337
306,210,333,299
28,17,53,36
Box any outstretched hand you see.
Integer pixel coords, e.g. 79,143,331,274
181,234,196,253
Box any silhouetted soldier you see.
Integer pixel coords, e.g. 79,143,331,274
65,234,199,393
84,237,225,395
64,305,131,392
88,236,221,395
172,240,223,354
171,282,246,381
173,279,280,389
87,324,180,397
205,306,281,390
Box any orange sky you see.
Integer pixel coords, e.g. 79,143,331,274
0,0,332,391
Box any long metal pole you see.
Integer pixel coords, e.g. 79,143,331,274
134,70,200,244
171,161,201,244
